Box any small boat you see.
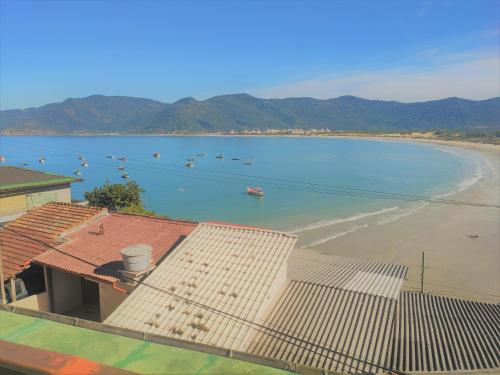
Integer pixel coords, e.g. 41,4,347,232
153,152,160,158
106,155,115,159
244,161,252,165
196,152,207,157
81,161,89,167
39,157,46,163
187,157,195,162
185,162,194,168
22,162,29,166
118,157,128,161
118,165,126,171
246,187,264,196
78,155,84,160
121,174,130,179
0,156,5,162
232,157,239,161
216,155,224,159
74,169,81,176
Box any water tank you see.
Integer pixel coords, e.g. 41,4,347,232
120,244,152,272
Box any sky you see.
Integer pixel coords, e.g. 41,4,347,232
0,0,499,109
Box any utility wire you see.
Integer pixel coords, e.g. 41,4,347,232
0,223,406,375
4,138,499,208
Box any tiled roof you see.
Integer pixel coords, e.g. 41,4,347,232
33,213,197,283
0,202,106,280
0,166,78,193
288,249,407,299
105,223,297,351
387,292,500,372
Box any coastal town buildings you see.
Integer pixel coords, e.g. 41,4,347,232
0,166,80,221
0,201,498,374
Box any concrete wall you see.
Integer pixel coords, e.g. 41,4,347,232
50,269,82,314
99,283,128,321
0,185,72,217
0,195,27,216
10,291,50,312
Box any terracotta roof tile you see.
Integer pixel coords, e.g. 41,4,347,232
1,202,106,280
33,213,197,283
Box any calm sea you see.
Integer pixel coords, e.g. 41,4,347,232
0,136,487,246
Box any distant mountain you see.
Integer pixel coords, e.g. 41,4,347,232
1,94,499,134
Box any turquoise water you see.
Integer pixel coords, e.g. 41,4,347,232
0,136,484,239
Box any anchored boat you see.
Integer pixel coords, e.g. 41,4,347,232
121,174,130,179
246,187,264,196
81,161,89,167
185,162,194,168
186,157,195,162
153,152,160,158
74,169,81,176
216,155,224,159
0,156,5,163
244,161,252,165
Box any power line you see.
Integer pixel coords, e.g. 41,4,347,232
4,138,499,208
0,223,406,374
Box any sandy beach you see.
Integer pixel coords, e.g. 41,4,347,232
295,139,500,303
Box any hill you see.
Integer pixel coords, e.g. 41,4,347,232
1,94,499,134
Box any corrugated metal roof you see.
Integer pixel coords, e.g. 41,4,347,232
0,202,105,280
387,291,500,373
288,250,407,299
248,280,397,374
33,213,197,283
105,222,297,351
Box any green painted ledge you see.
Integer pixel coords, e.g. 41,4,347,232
0,311,294,375
0,177,76,192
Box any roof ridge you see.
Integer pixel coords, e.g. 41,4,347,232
111,211,197,224
200,221,298,238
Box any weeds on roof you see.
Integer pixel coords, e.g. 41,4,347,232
194,312,204,319
166,304,175,311
230,292,238,298
190,322,209,332
170,326,184,335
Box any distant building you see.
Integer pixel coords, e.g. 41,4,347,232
0,166,80,220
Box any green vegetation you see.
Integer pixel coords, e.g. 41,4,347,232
84,181,163,216
1,94,499,134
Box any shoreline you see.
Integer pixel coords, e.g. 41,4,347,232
2,132,499,149
295,142,499,303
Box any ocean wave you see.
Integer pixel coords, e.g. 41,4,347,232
375,203,428,225
290,206,398,233
303,224,369,247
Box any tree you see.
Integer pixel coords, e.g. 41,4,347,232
84,181,144,211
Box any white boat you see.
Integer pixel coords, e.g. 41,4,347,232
246,187,264,196
74,169,81,176
153,152,160,158
196,152,207,157
185,162,194,168
216,154,224,159
39,157,46,163
244,161,252,165
81,161,89,167
121,174,130,179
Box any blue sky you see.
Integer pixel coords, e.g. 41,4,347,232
1,0,498,109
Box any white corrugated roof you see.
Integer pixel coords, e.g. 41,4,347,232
288,249,407,299
105,222,297,351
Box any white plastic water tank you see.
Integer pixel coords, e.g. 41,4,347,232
120,244,152,272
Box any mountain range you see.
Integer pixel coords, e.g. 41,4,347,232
1,94,499,134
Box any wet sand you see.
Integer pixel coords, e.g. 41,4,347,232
298,141,500,303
